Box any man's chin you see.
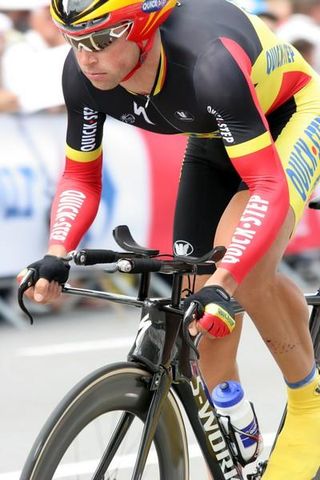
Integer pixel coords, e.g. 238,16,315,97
89,79,118,91
84,73,119,91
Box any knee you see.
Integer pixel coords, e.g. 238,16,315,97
234,271,308,319
234,273,278,308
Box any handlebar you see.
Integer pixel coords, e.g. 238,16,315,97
17,268,37,324
17,225,227,324
72,247,225,271
73,253,217,275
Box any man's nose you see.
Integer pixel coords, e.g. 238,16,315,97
78,49,98,65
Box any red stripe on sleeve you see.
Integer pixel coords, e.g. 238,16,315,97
220,37,269,131
219,143,290,283
266,71,311,115
49,155,102,251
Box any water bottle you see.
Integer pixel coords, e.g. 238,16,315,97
211,381,263,464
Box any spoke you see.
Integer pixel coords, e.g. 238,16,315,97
91,412,136,480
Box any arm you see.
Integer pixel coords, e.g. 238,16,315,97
20,149,104,304
49,51,107,253
19,52,107,302
49,151,103,253
195,38,290,289
185,38,292,336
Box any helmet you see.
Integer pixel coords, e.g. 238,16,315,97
50,0,177,44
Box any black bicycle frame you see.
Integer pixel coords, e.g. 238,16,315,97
126,290,245,480
174,375,244,480
123,286,320,480
18,219,320,480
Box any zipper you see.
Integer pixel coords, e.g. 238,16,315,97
145,95,151,108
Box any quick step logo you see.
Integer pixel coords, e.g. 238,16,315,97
81,107,99,152
286,117,320,201
50,190,86,242
222,195,269,265
142,0,167,12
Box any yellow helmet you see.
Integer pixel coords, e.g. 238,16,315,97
51,0,177,43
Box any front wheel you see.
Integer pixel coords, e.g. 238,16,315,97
20,362,189,480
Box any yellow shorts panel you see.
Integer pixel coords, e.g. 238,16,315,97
274,77,320,226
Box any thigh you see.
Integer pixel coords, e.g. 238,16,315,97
173,136,241,257
217,79,320,284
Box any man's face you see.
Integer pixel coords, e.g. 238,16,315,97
74,35,140,90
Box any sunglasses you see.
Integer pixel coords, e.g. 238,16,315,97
63,22,133,52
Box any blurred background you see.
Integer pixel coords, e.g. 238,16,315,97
1,0,320,323
1,1,320,479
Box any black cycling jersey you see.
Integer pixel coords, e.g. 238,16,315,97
62,0,289,145
51,0,320,284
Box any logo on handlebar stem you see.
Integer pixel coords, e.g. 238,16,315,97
174,240,194,256
135,313,152,348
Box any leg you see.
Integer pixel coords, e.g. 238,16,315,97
220,192,314,381
216,190,320,479
182,274,243,391
173,137,243,391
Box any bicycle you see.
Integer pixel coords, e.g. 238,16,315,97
17,218,320,480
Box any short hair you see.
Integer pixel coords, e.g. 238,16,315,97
291,38,315,56
291,0,320,15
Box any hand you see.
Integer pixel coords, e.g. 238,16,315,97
183,285,235,338
17,255,70,304
17,270,62,304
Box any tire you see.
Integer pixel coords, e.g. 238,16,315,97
20,362,189,480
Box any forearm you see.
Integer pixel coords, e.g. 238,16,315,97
49,156,102,252
205,267,238,296
221,143,290,284
47,244,68,257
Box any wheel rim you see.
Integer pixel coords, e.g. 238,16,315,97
23,365,188,480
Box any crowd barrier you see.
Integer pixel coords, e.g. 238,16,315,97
1,111,319,320
1,112,186,278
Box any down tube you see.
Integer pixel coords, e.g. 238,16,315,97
173,376,244,480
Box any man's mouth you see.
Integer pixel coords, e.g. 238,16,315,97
84,71,107,79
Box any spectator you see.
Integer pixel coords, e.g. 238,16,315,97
267,0,292,24
0,8,30,33
239,0,281,30
29,3,65,48
277,0,320,72
1,1,69,113
0,12,18,112
292,38,317,67
257,9,279,30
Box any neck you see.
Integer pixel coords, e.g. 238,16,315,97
120,30,161,95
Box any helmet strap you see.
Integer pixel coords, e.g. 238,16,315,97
121,34,156,82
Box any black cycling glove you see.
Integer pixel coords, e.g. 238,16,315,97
183,285,236,337
27,255,70,284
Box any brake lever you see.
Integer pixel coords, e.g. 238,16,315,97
182,301,204,359
18,268,37,325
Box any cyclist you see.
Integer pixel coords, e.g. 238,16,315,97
19,0,320,477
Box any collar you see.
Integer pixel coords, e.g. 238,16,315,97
121,34,156,82
121,36,167,94
152,41,167,95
